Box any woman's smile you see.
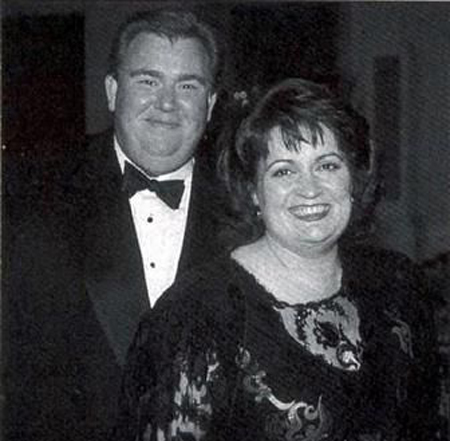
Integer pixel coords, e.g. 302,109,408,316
288,204,331,221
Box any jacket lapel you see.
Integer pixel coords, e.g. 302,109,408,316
177,160,225,275
81,133,149,367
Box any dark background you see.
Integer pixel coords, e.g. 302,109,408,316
2,1,341,230
2,2,340,150
2,2,450,437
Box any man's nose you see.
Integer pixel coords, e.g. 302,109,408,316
156,86,177,112
296,172,322,198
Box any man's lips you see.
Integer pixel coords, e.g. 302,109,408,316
145,118,180,128
288,204,331,221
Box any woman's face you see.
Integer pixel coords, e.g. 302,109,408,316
253,126,352,255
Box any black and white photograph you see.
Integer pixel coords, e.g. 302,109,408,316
2,1,450,440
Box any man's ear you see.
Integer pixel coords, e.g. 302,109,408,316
206,92,217,122
104,75,118,112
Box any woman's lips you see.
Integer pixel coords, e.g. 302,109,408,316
288,204,331,221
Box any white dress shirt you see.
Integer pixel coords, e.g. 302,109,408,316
115,140,193,307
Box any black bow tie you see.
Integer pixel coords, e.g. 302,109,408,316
122,162,185,210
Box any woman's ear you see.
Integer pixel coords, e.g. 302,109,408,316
251,192,259,207
249,182,259,206
349,182,354,203
248,182,261,215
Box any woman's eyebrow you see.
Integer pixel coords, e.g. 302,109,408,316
315,152,345,161
265,159,294,171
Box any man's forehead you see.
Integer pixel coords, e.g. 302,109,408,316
122,32,213,76
126,32,208,59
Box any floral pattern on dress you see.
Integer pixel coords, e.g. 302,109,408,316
236,346,332,441
384,310,414,359
141,347,224,441
274,295,363,371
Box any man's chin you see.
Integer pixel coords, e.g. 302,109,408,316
139,152,191,176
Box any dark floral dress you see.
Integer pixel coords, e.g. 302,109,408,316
114,247,438,441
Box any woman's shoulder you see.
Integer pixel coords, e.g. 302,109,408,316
153,254,240,317
175,253,236,291
343,245,430,314
342,244,421,280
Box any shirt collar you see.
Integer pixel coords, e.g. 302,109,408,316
114,136,194,182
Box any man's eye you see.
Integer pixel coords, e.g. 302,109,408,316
138,78,158,87
179,83,199,91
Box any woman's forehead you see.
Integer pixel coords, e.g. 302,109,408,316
267,124,340,153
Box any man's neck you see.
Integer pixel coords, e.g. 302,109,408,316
113,137,194,181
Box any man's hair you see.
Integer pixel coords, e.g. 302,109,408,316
107,7,221,88
219,77,379,245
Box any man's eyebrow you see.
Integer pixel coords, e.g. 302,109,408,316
128,69,209,86
129,68,161,78
177,74,208,86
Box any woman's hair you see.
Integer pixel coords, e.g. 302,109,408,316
218,77,378,245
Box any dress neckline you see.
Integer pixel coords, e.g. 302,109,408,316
228,255,363,373
229,255,348,309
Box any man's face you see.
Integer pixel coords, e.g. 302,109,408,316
105,33,217,176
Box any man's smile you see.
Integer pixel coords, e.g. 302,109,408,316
145,118,181,128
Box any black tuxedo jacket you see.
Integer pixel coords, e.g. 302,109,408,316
3,131,228,441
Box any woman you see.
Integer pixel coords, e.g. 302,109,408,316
116,79,438,441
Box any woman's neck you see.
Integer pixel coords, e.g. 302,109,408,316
233,234,343,304
263,234,341,278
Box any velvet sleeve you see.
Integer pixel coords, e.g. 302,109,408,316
403,263,440,440
344,248,440,441
112,309,160,441
374,254,440,440
112,274,241,441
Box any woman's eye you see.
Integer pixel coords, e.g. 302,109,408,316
273,168,293,178
318,162,341,172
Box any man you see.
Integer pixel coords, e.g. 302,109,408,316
4,8,227,441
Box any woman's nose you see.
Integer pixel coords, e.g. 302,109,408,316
296,172,322,198
156,86,177,112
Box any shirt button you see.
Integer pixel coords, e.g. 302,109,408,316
150,262,156,268
147,216,153,223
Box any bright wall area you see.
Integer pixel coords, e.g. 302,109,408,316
337,3,450,263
